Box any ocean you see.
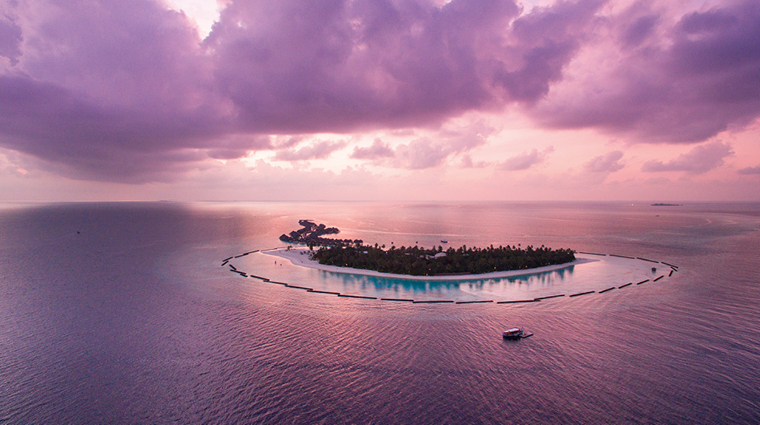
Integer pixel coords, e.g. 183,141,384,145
0,201,758,424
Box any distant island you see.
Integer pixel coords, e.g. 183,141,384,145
651,203,682,206
280,221,575,276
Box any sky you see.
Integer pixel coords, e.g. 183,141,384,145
0,0,758,202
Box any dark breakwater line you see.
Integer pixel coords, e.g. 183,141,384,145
637,257,659,263
497,299,540,304
337,294,377,300
455,300,494,304
221,248,678,306
247,274,269,281
309,290,341,295
534,294,565,300
413,300,455,304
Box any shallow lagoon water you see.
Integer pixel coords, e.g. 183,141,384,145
0,201,759,424
232,251,665,302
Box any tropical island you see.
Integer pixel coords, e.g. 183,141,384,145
278,220,575,277
310,243,575,276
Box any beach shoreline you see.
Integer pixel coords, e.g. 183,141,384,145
262,248,596,281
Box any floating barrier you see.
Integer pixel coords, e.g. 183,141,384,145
220,248,679,305
413,300,455,304
534,294,565,300
309,290,341,295
455,300,494,304
637,257,659,263
338,294,377,300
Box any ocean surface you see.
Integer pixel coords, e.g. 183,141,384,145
0,201,759,424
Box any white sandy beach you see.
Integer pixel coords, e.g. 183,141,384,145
262,248,596,281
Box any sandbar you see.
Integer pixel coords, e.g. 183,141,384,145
263,248,596,281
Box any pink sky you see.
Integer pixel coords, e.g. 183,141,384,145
1,0,758,201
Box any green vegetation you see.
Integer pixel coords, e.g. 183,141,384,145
310,243,575,276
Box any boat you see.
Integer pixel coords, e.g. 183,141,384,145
502,328,523,339
502,328,533,339
441,240,448,243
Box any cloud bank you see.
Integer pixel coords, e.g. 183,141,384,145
0,0,758,182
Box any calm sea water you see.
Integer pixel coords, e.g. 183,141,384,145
0,201,758,424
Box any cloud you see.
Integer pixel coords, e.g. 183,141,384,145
273,140,347,161
0,0,604,181
0,13,22,65
0,0,758,183
737,165,760,175
350,138,394,160
642,141,734,174
460,154,489,169
500,146,554,171
584,150,624,173
535,0,760,143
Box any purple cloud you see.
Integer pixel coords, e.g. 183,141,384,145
536,0,760,143
0,0,758,183
0,0,605,181
273,140,347,161
500,146,554,171
737,166,760,175
642,141,734,174
0,13,22,65
350,139,394,160
585,151,624,173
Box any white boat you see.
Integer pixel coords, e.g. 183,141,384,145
502,328,533,339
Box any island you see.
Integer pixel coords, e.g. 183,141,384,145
651,203,682,206
278,221,575,277
279,219,363,247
